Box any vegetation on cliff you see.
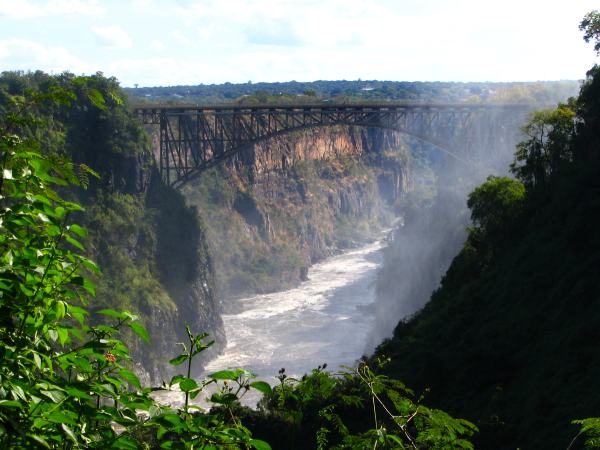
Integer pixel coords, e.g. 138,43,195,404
373,16,600,448
0,107,272,447
0,71,222,381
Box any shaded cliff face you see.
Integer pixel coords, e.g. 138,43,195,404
82,166,225,385
141,173,225,382
180,126,412,298
0,71,225,385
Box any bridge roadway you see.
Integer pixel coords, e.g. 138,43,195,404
135,102,530,187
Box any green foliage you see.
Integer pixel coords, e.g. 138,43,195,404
86,192,173,309
0,71,150,195
0,95,150,448
235,90,318,106
249,363,476,449
152,327,271,450
466,176,525,250
510,105,576,188
580,10,600,55
126,78,579,107
572,418,600,449
467,176,525,232
0,71,218,377
378,155,600,448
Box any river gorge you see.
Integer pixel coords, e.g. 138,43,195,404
142,122,518,387
1,67,589,448
205,237,386,380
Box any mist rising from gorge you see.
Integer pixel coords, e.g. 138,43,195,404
367,128,523,350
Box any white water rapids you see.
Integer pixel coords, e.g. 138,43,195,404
206,238,385,378
153,237,386,408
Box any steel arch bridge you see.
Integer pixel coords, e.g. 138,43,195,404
135,103,529,187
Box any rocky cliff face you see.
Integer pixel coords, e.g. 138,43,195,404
145,174,226,381
83,161,224,385
179,126,413,298
133,254,224,384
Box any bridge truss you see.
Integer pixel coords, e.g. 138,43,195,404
136,103,529,187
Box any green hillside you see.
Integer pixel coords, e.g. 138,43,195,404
376,48,600,450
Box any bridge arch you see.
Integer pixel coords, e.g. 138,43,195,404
177,123,472,188
136,103,529,187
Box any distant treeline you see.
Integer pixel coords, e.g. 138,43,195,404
125,79,580,106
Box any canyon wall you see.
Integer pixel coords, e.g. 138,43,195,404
179,126,413,298
80,154,225,385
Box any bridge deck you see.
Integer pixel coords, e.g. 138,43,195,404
134,102,528,113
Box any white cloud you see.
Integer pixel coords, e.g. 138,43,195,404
0,38,88,74
0,0,103,19
129,0,152,7
150,39,166,51
172,30,190,45
91,25,133,49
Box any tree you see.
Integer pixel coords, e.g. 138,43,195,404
467,176,525,242
580,10,600,55
510,105,576,188
574,66,600,162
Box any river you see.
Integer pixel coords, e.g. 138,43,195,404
153,237,386,408
205,237,385,379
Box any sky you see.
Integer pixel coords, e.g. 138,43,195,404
0,0,598,87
